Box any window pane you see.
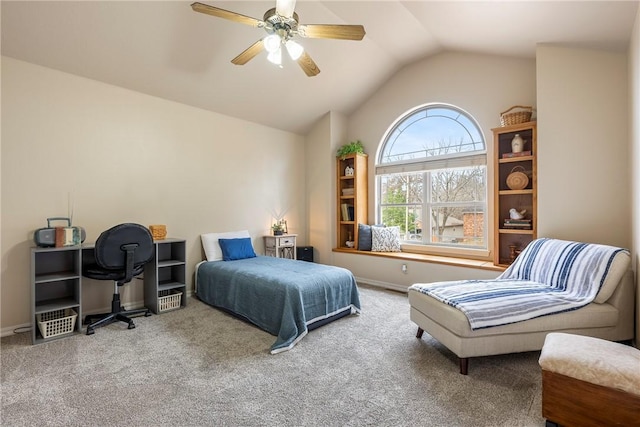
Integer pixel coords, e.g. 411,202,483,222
376,104,488,252
380,173,423,205
380,105,485,164
380,206,423,240
430,207,485,247
431,166,486,203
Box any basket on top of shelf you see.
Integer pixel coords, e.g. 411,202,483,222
158,289,182,312
500,105,534,126
36,308,77,339
149,224,167,240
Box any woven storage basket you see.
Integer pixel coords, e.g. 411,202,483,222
500,105,534,126
506,166,529,190
149,225,167,240
158,289,182,312
37,308,77,339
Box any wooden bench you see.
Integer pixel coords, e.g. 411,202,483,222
539,333,640,427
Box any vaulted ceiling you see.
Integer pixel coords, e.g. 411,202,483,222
2,1,638,134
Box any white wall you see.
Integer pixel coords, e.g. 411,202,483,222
537,46,630,249
1,57,306,332
629,6,640,347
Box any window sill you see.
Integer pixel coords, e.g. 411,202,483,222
332,247,505,272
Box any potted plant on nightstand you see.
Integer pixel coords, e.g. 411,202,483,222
272,223,284,236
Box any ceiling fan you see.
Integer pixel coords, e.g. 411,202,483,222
191,0,366,77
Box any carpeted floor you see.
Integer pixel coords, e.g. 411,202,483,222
1,285,545,426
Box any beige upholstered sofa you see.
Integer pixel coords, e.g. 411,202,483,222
408,238,635,374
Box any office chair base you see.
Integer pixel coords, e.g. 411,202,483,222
84,292,151,335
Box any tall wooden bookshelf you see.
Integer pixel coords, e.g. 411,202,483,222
336,153,368,250
492,121,537,267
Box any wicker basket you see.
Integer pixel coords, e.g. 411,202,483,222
158,289,182,312
149,225,167,240
506,166,529,190
36,308,77,339
500,105,534,126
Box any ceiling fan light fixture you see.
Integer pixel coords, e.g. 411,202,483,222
285,39,304,60
267,47,282,66
191,1,364,76
263,34,281,53
275,0,296,19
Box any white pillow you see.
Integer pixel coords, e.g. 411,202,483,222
201,230,250,261
371,226,401,252
594,250,630,303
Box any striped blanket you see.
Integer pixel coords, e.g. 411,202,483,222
409,238,628,330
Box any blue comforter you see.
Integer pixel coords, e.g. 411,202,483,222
196,256,361,353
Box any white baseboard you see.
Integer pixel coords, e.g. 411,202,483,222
355,276,408,293
1,323,31,338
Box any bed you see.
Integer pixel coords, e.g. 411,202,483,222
195,231,361,353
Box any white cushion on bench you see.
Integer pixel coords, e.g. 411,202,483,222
539,332,640,396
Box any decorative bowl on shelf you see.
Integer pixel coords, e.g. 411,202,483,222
506,166,529,190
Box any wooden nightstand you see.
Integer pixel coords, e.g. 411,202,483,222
264,234,297,259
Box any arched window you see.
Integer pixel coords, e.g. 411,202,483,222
376,104,487,253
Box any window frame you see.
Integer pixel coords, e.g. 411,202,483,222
375,103,491,260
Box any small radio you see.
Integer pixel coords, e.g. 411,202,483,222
34,217,86,247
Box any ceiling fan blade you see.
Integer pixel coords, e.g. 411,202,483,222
298,24,366,41
276,0,297,19
297,51,320,77
231,40,265,65
191,2,263,27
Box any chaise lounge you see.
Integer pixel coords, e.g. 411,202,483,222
408,238,634,374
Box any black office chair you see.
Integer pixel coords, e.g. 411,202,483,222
83,223,154,335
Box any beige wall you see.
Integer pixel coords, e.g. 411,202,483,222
305,111,347,265
348,51,537,222
328,48,632,293
537,46,630,249
537,44,635,344
3,38,638,335
1,57,306,332
305,113,333,264
630,6,640,347
332,52,536,288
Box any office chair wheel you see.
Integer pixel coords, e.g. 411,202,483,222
128,321,136,329
86,327,95,335
144,311,152,317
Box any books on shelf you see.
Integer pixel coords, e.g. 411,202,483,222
503,218,532,229
342,188,354,196
502,150,532,159
341,203,355,221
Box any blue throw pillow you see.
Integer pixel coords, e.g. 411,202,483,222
218,237,257,261
358,224,373,251
357,223,384,251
